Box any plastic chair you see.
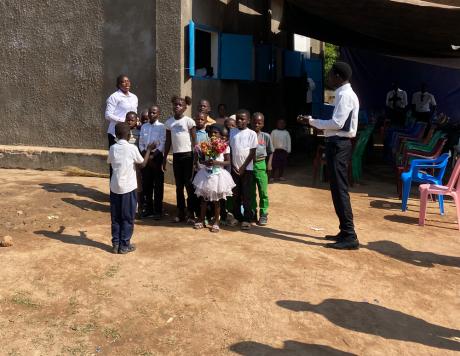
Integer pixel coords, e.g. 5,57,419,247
396,138,447,197
401,153,450,213
419,157,460,230
352,125,374,183
383,120,417,162
312,145,326,185
396,130,445,165
393,122,428,155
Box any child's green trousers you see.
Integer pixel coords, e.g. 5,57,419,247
251,160,269,216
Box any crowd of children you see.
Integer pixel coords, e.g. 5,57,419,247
107,95,291,254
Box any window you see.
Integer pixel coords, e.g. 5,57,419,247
189,20,254,81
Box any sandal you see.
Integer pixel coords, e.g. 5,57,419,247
210,224,220,233
194,222,205,229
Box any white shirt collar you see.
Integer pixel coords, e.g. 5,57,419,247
117,139,129,145
335,83,351,95
117,89,133,97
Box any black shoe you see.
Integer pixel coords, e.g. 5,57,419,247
119,244,136,254
141,210,154,218
112,244,119,254
324,233,343,241
152,213,162,220
326,239,359,250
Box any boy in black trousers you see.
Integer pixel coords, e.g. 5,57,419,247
108,122,154,254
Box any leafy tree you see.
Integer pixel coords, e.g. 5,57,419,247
324,43,339,80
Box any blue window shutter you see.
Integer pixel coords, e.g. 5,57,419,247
283,50,302,77
220,33,253,80
256,44,275,82
189,20,195,77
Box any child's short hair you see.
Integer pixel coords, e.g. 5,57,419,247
252,112,264,121
126,111,138,119
171,95,192,106
236,109,250,119
208,124,223,136
115,122,131,139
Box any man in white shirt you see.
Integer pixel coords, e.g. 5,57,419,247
298,61,359,250
412,83,437,135
139,105,166,219
386,82,408,127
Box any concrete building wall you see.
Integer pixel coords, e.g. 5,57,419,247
0,0,156,149
0,0,323,173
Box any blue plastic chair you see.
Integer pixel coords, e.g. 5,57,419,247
401,153,450,213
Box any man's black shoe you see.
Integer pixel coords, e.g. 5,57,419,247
119,244,136,254
326,239,359,250
112,244,119,254
324,233,343,241
152,213,162,220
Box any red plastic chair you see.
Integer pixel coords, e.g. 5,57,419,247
419,157,460,230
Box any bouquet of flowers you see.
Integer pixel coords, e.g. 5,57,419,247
197,137,228,173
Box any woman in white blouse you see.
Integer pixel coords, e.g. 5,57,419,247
105,75,138,148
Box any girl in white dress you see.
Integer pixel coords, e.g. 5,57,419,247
193,125,235,232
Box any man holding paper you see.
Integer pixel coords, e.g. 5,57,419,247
298,61,360,250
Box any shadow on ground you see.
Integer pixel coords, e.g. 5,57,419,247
34,226,111,252
366,240,460,268
40,183,108,202
277,299,460,352
370,200,402,210
384,214,458,230
230,340,357,356
242,226,328,248
61,197,110,213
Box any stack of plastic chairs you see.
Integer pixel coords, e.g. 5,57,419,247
390,122,427,163
351,125,375,183
395,130,446,166
395,137,447,197
400,153,450,213
383,119,419,162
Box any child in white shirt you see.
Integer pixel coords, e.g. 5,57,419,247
163,96,197,223
270,119,291,182
108,122,154,254
229,109,258,230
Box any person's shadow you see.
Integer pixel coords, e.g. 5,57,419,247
366,240,460,268
277,299,460,352
61,197,110,213
230,340,357,356
240,225,328,248
40,183,108,203
34,226,111,252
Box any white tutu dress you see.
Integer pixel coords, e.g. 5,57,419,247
193,147,236,201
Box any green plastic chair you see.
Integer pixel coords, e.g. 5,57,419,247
352,125,374,183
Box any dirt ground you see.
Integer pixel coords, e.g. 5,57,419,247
0,166,459,356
